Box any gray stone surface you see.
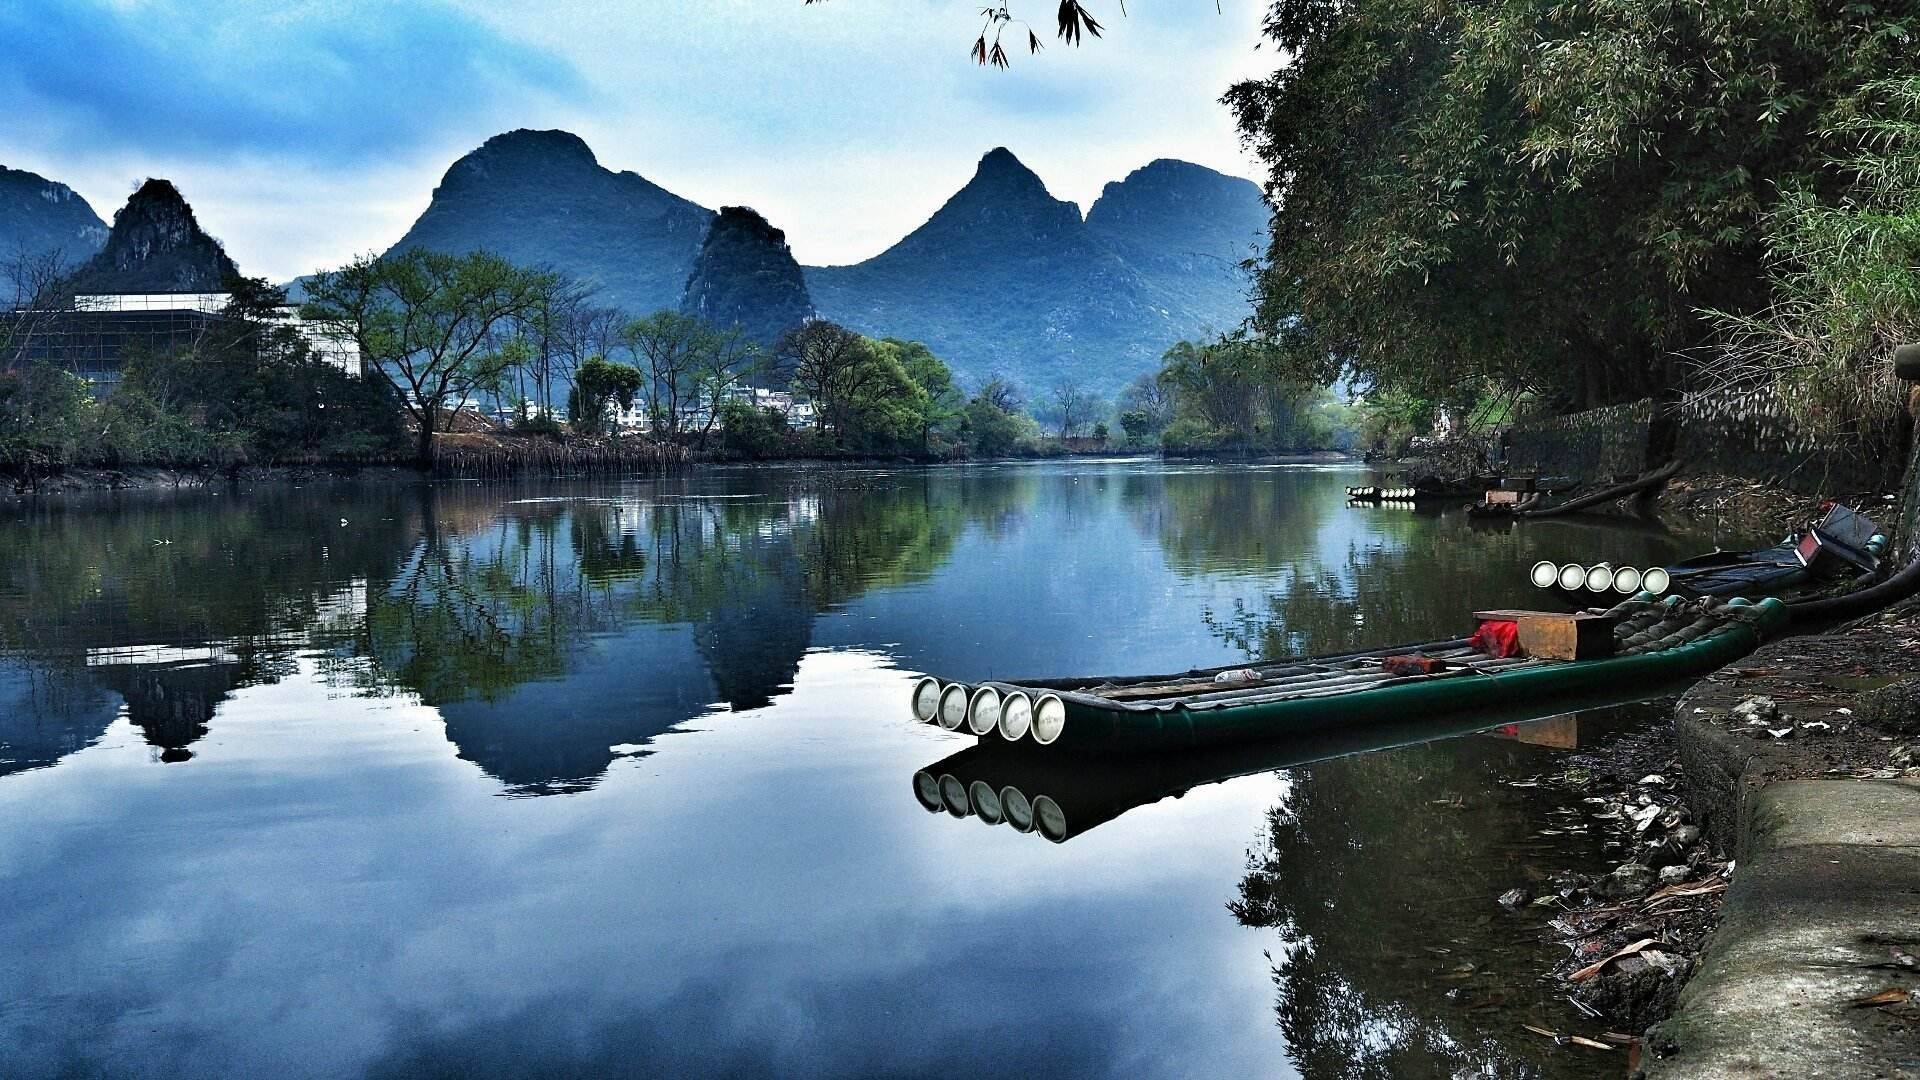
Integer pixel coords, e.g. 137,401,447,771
1645,780,1920,1079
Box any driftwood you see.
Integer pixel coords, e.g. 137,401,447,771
1519,459,1682,518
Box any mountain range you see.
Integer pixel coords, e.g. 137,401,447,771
369,130,1267,394
0,165,109,272
2,131,1269,394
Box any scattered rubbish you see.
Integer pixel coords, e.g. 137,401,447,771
1569,938,1659,983
1732,696,1779,725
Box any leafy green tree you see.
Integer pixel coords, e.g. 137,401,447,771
1705,76,1920,440
568,356,643,436
1226,0,1920,411
718,398,788,458
883,338,964,452
781,321,892,442
0,364,94,466
302,249,557,465
960,377,1038,456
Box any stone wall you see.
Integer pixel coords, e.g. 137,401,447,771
1503,399,1653,478
1676,388,1906,495
1503,390,1908,494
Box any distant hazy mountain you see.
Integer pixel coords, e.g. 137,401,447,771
0,165,109,270
805,148,1266,395
308,132,1268,395
66,178,240,293
387,129,713,316
680,206,815,351
1085,158,1267,334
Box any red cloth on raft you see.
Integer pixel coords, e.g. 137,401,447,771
1469,619,1522,658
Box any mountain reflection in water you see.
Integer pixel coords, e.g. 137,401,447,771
0,463,1744,1078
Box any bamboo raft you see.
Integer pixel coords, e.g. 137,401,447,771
908,594,1788,754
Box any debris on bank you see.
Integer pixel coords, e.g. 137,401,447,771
1496,733,1732,1037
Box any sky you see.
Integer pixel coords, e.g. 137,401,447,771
0,0,1276,282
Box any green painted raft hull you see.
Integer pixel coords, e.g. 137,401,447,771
974,597,1787,755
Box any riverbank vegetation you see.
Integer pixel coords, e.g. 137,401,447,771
0,277,405,471
1220,0,1920,440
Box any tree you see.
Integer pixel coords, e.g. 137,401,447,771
1225,0,1920,412
1,245,76,373
547,301,624,419
780,321,891,441
126,275,406,461
1703,75,1920,442
303,249,557,465
1049,380,1101,437
1156,337,1332,451
1116,371,1172,439
718,398,788,458
618,311,714,440
881,338,963,452
961,377,1037,456
689,325,763,448
569,356,643,436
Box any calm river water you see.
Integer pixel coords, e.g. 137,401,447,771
0,462,1756,1078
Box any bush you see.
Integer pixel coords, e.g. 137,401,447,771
0,365,96,465
719,399,789,458
512,413,568,439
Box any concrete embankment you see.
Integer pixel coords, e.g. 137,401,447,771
1645,615,1920,1075
1651,661,1920,1068
1645,773,1920,1078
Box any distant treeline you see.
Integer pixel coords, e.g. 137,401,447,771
1,241,1367,473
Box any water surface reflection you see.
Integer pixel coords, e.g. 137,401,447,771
0,463,1745,1077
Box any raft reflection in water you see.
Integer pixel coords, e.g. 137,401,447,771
912,703,1599,844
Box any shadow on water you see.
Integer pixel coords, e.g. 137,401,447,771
0,464,1756,790
911,697,1662,1079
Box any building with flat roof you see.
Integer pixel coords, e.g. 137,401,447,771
1,291,361,393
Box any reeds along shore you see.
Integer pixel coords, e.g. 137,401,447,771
427,435,690,477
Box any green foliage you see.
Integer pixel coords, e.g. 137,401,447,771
115,281,407,462
959,378,1040,457
883,338,964,453
1227,0,1920,411
1154,338,1342,452
779,325,960,455
0,365,95,465
2,277,407,468
718,399,789,458
568,355,643,436
1705,76,1920,439
303,248,558,463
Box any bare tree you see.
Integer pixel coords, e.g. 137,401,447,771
691,325,763,448
780,321,884,438
619,311,711,439
1050,380,1100,437
1,246,76,372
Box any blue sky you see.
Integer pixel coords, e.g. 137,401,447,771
0,0,1273,280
